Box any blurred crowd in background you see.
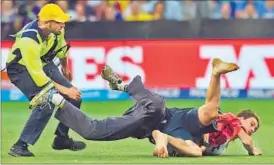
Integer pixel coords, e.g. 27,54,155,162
2,0,274,31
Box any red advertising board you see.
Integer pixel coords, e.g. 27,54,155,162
2,39,274,89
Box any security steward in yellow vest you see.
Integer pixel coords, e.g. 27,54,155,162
6,4,85,157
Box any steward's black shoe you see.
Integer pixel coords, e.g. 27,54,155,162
9,143,34,157
52,136,86,151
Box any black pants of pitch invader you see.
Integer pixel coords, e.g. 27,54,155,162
55,75,166,141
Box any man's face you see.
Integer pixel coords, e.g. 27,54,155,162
49,20,65,35
240,117,258,136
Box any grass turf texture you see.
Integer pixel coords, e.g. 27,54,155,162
1,100,274,164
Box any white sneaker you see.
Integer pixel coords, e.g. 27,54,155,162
29,83,65,109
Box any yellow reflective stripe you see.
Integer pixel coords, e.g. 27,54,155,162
36,34,43,44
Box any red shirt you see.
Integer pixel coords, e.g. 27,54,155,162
208,113,242,147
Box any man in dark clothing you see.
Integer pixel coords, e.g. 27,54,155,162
30,58,243,157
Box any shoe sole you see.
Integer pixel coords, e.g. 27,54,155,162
52,145,86,151
29,82,54,109
52,147,86,151
8,151,20,157
8,151,34,157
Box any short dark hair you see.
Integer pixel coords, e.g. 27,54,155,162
237,109,260,131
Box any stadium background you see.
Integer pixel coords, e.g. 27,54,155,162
1,0,274,164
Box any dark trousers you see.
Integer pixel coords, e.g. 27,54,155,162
55,75,166,141
6,62,81,145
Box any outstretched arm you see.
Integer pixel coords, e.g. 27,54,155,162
152,130,203,158
237,129,262,156
166,134,203,157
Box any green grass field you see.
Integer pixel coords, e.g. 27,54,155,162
1,100,274,164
